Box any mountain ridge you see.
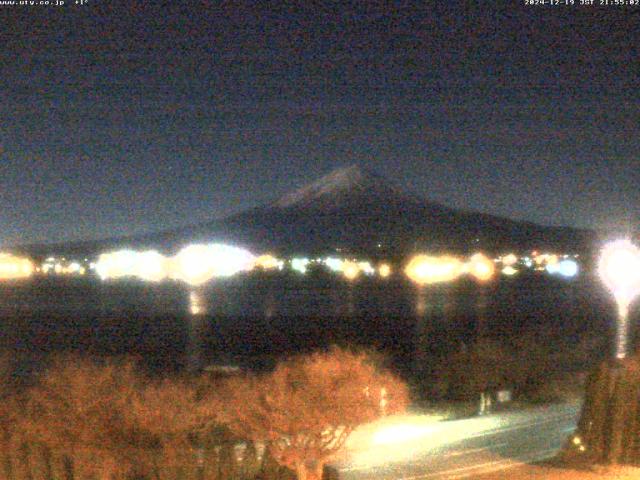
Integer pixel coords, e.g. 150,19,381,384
13,165,596,257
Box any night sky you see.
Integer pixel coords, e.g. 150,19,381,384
1,2,638,246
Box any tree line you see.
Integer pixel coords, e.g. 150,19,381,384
0,347,408,480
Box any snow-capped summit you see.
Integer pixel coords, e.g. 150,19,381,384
275,165,401,209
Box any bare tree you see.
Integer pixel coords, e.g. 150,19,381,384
0,353,19,480
130,375,217,478
217,347,409,480
21,356,157,480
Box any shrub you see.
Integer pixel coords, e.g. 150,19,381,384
216,346,409,480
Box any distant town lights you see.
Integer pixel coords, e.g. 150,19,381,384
342,261,360,281
378,263,392,278
405,255,463,286
501,253,518,266
291,258,310,274
254,254,282,270
501,266,518,276
0,253,33,280
466,253,495,282
171,244,255,286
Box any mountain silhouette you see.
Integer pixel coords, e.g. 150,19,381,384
18,165,594,258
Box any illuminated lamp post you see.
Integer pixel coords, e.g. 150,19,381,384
568,240,640,465
598,240,640,360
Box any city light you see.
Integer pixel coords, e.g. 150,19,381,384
170,244,255,286
254,254,283,270
0,253,34,280
598,240,640,359
95,249,167,282
357,261,375,276
466,253,495,282
291,257,310,274
324,257,344,272
547,259,578,278
501,253,518,266
135,250,168,282
378,263,392,278
94,250,141,281
405,255,463,286
342,261,360,281
501,266,518,276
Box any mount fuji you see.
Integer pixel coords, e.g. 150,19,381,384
156,165,593,257
19,165,594,258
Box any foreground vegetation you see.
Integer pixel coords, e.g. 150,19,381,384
0,348,408,480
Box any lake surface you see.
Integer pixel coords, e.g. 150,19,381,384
0,271,626,378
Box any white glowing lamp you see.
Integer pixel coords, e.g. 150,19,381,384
405,255,463,286
599,240,640,359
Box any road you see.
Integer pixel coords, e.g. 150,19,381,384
333,401,581,480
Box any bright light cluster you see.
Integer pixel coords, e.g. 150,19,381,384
342,260,361,281
0,253,33,280
324,257,344,272
465,253,495,282
291,257,310,274
546,259,578,278
95,250,167,282
378,263,392,278
404,255,464,286
253,254,284,271
41,257,87,276
95,244,255,286
170,244,255,285
495,251,579,277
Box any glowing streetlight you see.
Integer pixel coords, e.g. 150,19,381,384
599,240,640,360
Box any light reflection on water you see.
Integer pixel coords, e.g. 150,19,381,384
0,274,614,373
189,289,206,315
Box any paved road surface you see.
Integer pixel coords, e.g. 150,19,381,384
334,401,581,480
